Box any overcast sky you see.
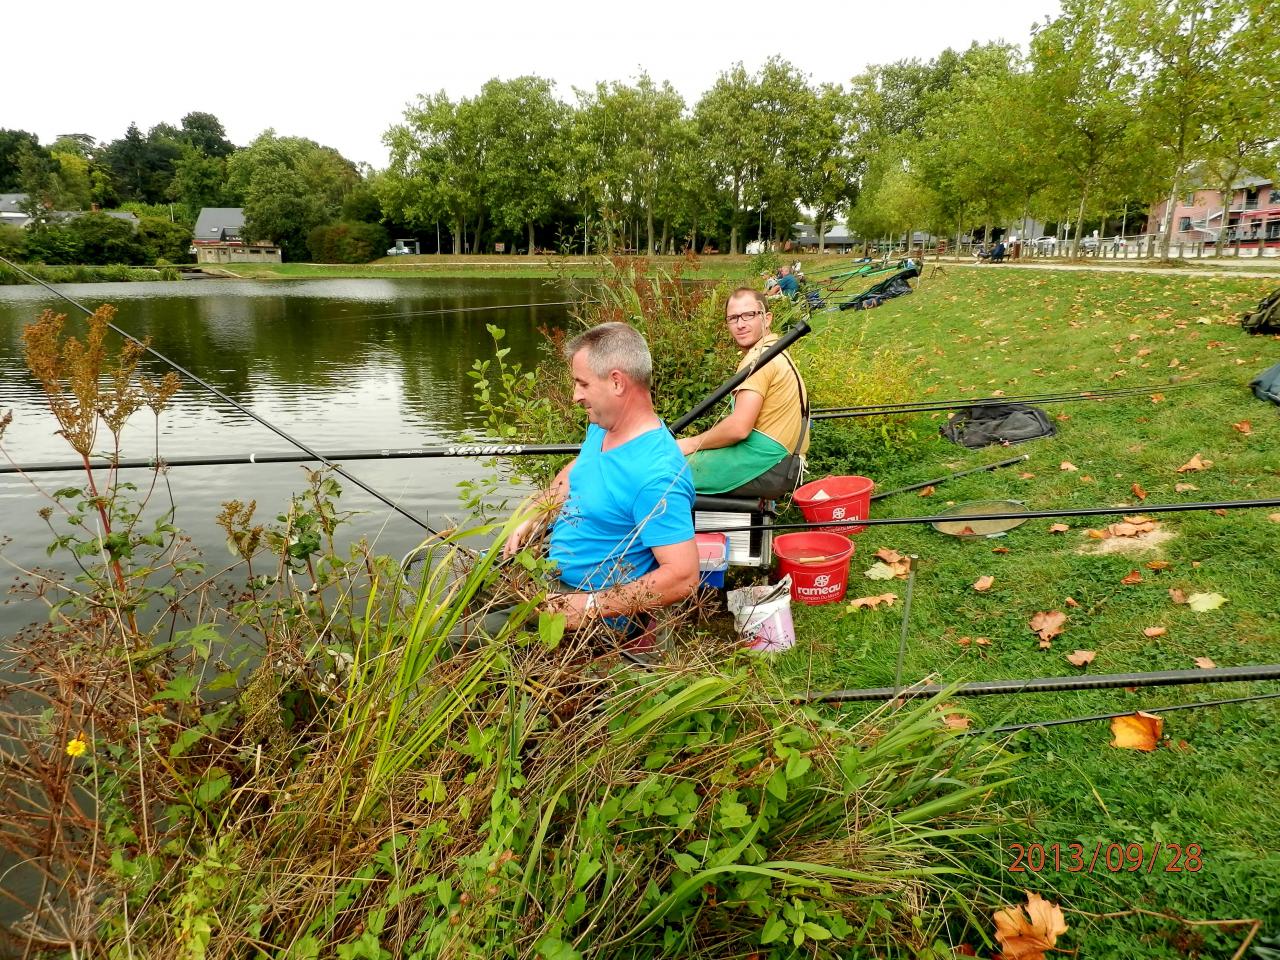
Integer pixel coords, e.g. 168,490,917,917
10,0,1061,168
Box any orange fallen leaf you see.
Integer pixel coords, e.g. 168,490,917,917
1120,570,1143,585
1018,471,1036,479
1143,626,1167,638
1150,392,1165,403
1169,588,1188,604
958,525,976,536
918,485,936,497
1136,347,1152,356
1145,560,1171,570
1131,482,1147,500
993,892,1069,960
1029,610,1067,641
1060,461,1079,472
1056,413,1071,421
956,636,972,646
1064,596,1079,608
975,637,992,646
1174,482,1199,492
1213,508,1227,517
973,575,995,592
1232,420,1252,435
1066,649,1096,667
1111,712,1163,751
1049,523,1070,533
1086,528,1112,540
1176,453,1213,473
1194,656,1216,669
847,593,898,611
940,705,971,731
992,546,1010,554
874,548,904,564
1038,638,1053,649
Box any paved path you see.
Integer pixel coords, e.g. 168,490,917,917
932,259,1280,280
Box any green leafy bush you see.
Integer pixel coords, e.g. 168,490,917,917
308,220,390,263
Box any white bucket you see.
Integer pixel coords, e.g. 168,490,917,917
727,577,797,653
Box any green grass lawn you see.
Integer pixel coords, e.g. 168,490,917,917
772,267,1280,957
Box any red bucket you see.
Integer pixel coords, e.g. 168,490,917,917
772,532,856,605
792,475,874,535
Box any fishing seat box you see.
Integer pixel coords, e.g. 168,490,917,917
695,532,730,588
694,495,775,568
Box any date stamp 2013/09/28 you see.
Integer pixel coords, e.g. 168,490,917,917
1007,842,1203,874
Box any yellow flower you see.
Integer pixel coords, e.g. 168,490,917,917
65,735,89,758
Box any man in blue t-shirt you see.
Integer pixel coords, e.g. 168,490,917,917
503,323,698,630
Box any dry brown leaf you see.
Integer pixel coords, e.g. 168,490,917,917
992,546,1010,554
1066,649,1096,667
1174,482,1199,492
847,593,898,611
1131,482,1147,500
874,548,904,564
1060,461,1079,472
1176,453,1213,473
975,637,992,646
1213,508,1227,517
1194,656,1217,669
958,525,977,536
956,636,972,646
1029,610,1067,641
918,485,936,497
1268,513,1280,523
973,575,995,593
1145,560,1171,570
1169,588,1188,604
1150,392,1165,403
1038,638,1053,649
1232,420,1252,435
1123,514,1153,523
1136,347,1152,356
993,892,1069,960
1120,570,1143,585
1143,626,1167,638
1086,528,1112,540
1064,596,1080,608
1111,712,1163,752
1056,413,1071,421
1049,523,1070,533
940,705,971,731
1018,471,1036,479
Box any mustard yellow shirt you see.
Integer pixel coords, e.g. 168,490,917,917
734,333,809,454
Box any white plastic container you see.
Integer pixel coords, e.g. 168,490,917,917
727,577,796,653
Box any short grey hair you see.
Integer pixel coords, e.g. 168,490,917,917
564,322,653,388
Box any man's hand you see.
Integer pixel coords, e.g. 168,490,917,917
503,514,542,558
502,460,574,559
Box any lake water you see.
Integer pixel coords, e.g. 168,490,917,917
0,277,573,641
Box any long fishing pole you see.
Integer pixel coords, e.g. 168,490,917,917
696,496,1280,535
811,383,1203,420
870,454,1029,501
969,691,1280,737
811,381,1200,417
1,443,584,476
796,664,1280,704
0,255,437,534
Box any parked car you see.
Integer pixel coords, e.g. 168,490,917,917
387,244,413,256
1033,236,1058,253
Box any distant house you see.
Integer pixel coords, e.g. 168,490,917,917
191,207,281,263
1146,175,1280,248
792,221,858,253
1,193,32,229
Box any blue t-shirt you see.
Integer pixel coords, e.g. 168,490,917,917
548,422,695,591
776,273,799,297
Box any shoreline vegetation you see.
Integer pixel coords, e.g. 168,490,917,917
2,261,1279,957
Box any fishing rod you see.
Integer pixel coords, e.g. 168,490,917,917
330,299,577,323
0,443,584,476
811,381,1203,419
970,691,1280,737
870,454,1029,501
697,496,1280,535
0,255,438,534
796,663,1280,704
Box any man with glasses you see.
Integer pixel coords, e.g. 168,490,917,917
676,288,809,495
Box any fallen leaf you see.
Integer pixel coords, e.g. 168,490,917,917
1049,523,1070,533
1029,610,1067,641
1120,570,1143,585
919,485,936,497
863,563,897,581
1145,560,1171,571
1187,592,1228,612
1066,649,1096,667
956,636,972,646
957,525,977,536
875,548,904,564
1064,596,1079,608
1169,588,1188,604
1136,347,1152,356
1086,528,1112,540
993,892,1069,960
1176,453,1213,473
1143,626,1167,638
847,593,898,610
1060,461,1079,472
1174,482,1199,492
1269,513,1280,523
940,705,971,731
992,546,1010,554
973,575,995,592
1111,712,1163,751
1018,471,1036,479
1232,420,1252,435
1038,638,1053,649
1150,392,1165,403
1131,482,1147,501
1168,358,1181,368
1213,508,1227,517
976,637,992,646
1056,413,1071,422
1194,656,1216,669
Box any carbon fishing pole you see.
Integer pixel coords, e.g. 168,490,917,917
811,381,1200,416
328,299,578,323
968,691,1280,737
811,382,1205,420
870,454,1029,501
696,496,1280,535
796,663,1280,704
0,255,438,534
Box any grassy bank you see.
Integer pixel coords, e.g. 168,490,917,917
777,266,1280,957
0,261,181,284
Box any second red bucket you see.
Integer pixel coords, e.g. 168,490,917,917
792,475,874,535
773,532,856,605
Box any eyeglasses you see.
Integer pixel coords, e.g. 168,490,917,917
726,310,765,325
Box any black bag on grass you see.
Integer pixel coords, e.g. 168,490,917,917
1241,288,1280,335
1252,361,1280,405
941,403,1056,449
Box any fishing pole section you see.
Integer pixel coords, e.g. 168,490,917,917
0,254,438,535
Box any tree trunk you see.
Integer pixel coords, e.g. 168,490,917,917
474,213,486,255
646,204,655,255
453,218,462,255
1160,172,1181,259
817,215,826,254
659,218,668,256
582,208,590,255
1214,187,1230,257
691,215,698,255
1072,189,1088,258
730,178,742,255
527,220,536,256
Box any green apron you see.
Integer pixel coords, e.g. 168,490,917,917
688,429,788,495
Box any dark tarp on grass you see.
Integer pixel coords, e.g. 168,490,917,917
1240,287,1280,334
837,262,921,311
940,403,1057,449
1251,361,1280,405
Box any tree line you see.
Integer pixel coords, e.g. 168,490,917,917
3,0,1277,264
